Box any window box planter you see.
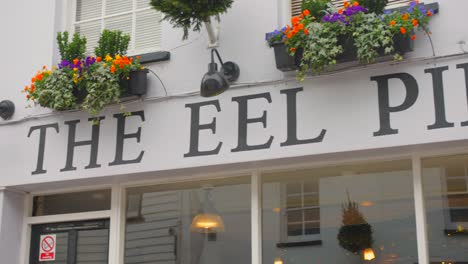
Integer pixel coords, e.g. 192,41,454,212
272,34,413,73
120,69,150,97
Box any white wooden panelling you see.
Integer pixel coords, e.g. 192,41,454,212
75,21,101,54
124,191,179,264
136,0,150,9
106,0,132,16
76,0,102,21
104,14,133,35
135,9,162,51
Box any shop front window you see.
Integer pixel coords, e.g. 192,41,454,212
124,177,251,264
423,154,468,263
262,160,417,264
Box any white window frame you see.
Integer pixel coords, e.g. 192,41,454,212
281,180,320,243
65,0,162,56
25,146,468,264
439,164,468,231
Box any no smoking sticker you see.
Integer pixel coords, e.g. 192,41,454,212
39,234,56,261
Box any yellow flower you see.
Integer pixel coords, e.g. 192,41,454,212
105,54,113,62
141,66,145,70
115,54,122,60
47,70,52,75
52,66,57,70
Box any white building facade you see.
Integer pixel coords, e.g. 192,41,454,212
1,0,468,263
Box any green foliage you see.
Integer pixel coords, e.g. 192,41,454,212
351,13,394,63
94,30,131,58
298,22,344,80
57,32,87,62
301,0,331,20
149,0,234,39
81,64,121,116
337,199,373,254
359,0,388,14
35,69,78,111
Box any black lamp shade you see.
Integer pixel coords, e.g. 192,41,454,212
200,62,229,97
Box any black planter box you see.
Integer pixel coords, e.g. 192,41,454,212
271,42,303,72
120,69,149,97
272,34,413,72
73,86,87,104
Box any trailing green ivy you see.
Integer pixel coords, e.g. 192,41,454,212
351,13,394,63
149,0,234,39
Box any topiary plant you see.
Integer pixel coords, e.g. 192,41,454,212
57,31,87,62
94,30,131,58
149,0,234,40
358,0,388,14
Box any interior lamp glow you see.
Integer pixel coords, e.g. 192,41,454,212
190,186,225,234
274,258,284,264
363,248,376,261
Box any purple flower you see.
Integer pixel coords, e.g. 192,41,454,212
58,60,71,69
85,56,96,66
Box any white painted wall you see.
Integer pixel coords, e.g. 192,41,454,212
0,190,25,264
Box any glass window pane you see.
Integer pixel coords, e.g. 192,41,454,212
33,189,111,216
76,229,109,264
124,176,251,264
286,195,302,209
263,160,417,264
423,154,468,263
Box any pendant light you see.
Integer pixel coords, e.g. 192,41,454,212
190,186,225,234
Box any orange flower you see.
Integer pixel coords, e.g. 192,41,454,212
304,28,309,35
390,20,396,27
136,55,141,60
73,58,79,65
291,16,300,25
36,73,43,81
287,32,293,39
343,1,350,8
24,85,28,91
411,35,417,40
400,27,407,34
96,56,102,62
42,65,46,69
31,77,36,83
412,19,418,27
110,65,116,74
285,25,291,34
119,64,125,69
298,24,304,30
402,13,409,20
338,8,343,14
427,10,433,16
353,1,359,6
30,84,35,91
303,9,310,16
290,48,296,52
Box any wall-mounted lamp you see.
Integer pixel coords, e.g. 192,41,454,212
200,48,240,98
0,100,15,120
363,248,376,261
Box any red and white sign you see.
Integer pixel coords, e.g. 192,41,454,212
39,234,56,261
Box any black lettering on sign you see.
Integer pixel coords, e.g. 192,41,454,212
371,73,419,136
28,123,59,175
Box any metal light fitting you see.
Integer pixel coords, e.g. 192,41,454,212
0,100,15,120
200,48,240,98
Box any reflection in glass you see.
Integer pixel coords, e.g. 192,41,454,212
124,177,251,264
262,160,417,264
423,154,468,263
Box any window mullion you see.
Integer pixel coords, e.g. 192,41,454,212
101,0,106,33
252,171,262,264
412,154,430,264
